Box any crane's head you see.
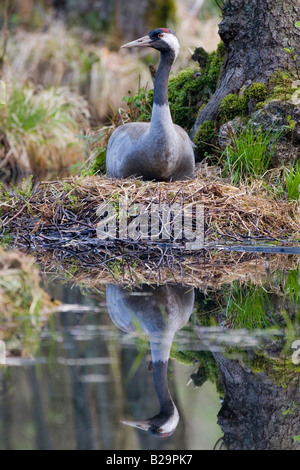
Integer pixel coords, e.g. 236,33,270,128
121,28,180,59
121,408,179,438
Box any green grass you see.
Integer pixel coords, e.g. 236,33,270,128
282,269,300,304
222,123,284,184
222,282,280,330
283,162,300,200
5,84,87,141
122,86,153,123
0,81,90,172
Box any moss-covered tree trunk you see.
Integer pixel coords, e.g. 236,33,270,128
191,0,300,138
213,353,300,450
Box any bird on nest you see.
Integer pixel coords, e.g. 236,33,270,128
106,28,195,182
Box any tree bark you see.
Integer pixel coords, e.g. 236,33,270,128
191,0,300,138
115,0,151,44
213,353,300,450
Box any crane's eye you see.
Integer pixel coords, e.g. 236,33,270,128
158,33,164,38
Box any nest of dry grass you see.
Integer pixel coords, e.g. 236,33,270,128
2,166,299,241
76,168,300,241
1,167,299,288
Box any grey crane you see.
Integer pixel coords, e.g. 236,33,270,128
105,283,195,437
106,28,195,182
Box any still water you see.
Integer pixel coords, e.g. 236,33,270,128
0,260,299,450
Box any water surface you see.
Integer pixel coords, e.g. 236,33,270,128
0,260,299,450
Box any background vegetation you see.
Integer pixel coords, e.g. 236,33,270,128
1,0,299,206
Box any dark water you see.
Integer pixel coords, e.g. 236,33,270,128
0,263,299,451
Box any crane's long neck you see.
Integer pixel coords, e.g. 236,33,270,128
152,358,174,414
150,51,175,135
150,336,174,413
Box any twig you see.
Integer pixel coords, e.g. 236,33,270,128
214,0,224,11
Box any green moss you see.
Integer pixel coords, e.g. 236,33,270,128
216,41,226,59
219,93,248,121
167,44,225,131
217,71,297,123
239,71,297,111
193,120,215,156
171,350,194,365
191,47,209,68
218,72,295,124
90,147,107,174
245,82,268,102
255,101,265,110
167,68,198,129
170,349,224,393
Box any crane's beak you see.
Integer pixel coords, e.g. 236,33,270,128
121,419,150,431
121,35,152,49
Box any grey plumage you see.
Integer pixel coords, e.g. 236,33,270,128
106,28,195,182
105,283,195,437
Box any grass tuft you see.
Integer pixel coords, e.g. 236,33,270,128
0,81,90,173
283,162,300,201
222,123,284,184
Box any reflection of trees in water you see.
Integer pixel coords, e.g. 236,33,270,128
214,354,300,450
0,273,299,450
0,283,126,450
188,279,300,450
173,345,299,450
0,282,190,450
106,280,299,450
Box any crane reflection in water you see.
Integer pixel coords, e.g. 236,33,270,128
105,284,194,437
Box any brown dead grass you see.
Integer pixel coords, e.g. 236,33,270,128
1,166,299,241
0,167,296,289
40,166,300,240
